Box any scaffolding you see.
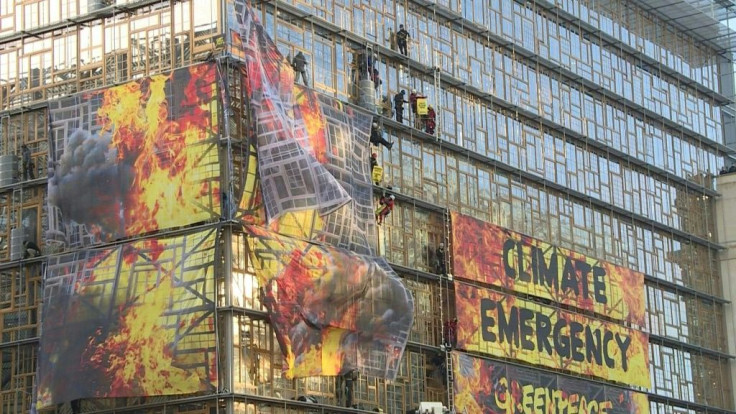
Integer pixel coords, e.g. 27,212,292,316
0,0,733,413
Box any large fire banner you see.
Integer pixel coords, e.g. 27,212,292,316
451,212,645,326
455,283,649,388
226,0,377,255
47,64,220,248
36,230,218,408
453,352,649,414
247,226,414,379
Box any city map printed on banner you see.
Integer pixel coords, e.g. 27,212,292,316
225,0,349,218
225,0,414,381
36,230,218,408
452,352,649,414
226,0,377,256
46,63,221,248
247,226,414,380
454,283,650,388
234,75,378,255
451,212,646,326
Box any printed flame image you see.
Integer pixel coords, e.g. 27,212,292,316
48,63,220,245
452,352,650,414
247,226,413,379
293,85,328,164
450,211,646,326
36,231,218,408
84,273,202,395
452,353,496,414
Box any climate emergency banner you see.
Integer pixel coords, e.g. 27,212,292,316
455,283,649,388
451,212,645,326
453,352,650,414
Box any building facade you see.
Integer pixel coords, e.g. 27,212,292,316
0,0,735,413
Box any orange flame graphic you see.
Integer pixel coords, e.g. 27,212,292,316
96,64,220,237
86,272,203,396
293,86,328,164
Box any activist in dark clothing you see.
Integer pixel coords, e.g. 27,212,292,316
23,240,41,259
396,25,410,56
409,90,419,115
21,144,34,180
372,68,382,92
425,105,437,135
443,318,458,348
370,152,382,185
356,52,373,79
292,52,308,86
343,369,359,408
435,242,446,275
393,90,407,123
409,89,425,129
370,122,393,150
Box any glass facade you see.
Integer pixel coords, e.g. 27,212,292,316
0,0,734,413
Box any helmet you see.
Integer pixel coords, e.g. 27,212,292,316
389,195,395,200
412,89,417,93
372,122,378,127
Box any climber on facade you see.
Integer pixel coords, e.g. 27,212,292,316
370,122,394,150
21,144,34,180
292,51,308,86
396,24,410,56
409,89,425,129
393,90,407,123
370,152,383,186
426,104,437,135
376,194,395,225
23,240,41,259
372,67,382,93
435,242,446,275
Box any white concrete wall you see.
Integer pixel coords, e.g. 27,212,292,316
715,173,736,409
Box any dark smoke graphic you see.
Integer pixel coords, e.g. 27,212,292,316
248,226,414,379
48,129,132,239
46,64,220,247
